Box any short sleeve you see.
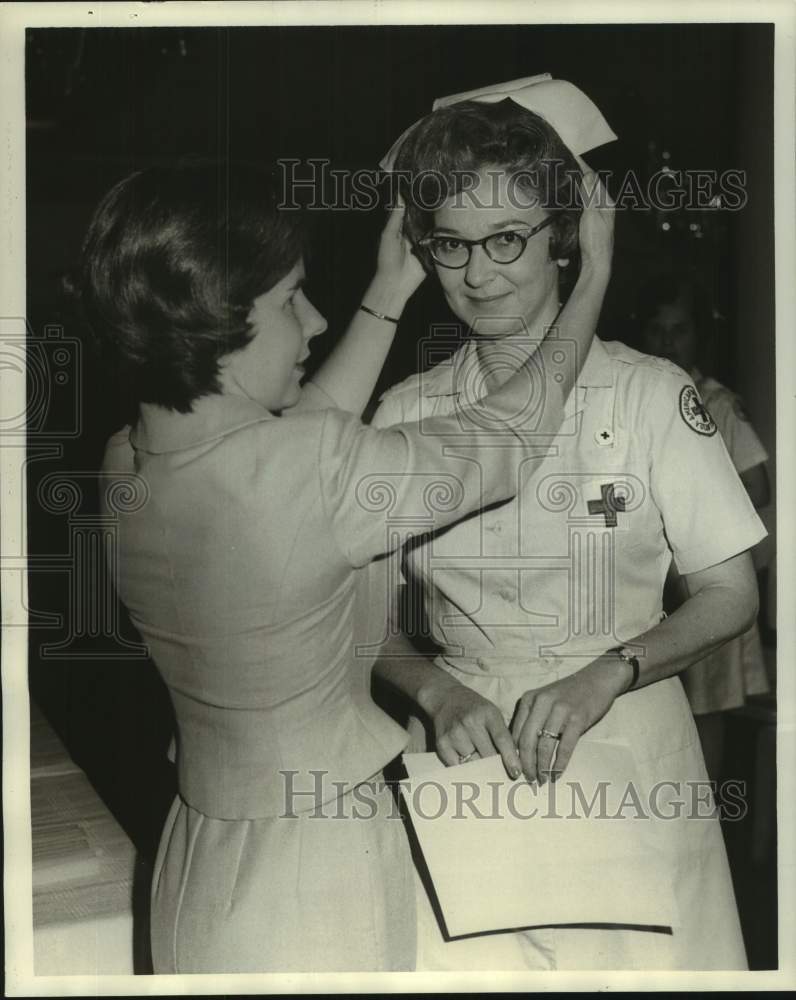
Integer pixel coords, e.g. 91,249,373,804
706,389,768,474
370,385,417,429
295,378,343,412
646,374,767,575
318,403,554,568
369,388,422,586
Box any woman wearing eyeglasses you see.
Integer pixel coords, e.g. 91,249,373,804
370,76,763,970
86,159,609,974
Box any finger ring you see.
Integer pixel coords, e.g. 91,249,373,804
537,729,562,741
458,750,477,763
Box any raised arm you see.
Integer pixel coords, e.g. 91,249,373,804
546,172,613,394
295,201,425,415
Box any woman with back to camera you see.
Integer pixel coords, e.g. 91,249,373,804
370,75,764,970
76,159,609,973
638,270,771,782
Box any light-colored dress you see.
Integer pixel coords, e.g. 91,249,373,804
678,370,770,714
372,337,766,970
100,388,565,973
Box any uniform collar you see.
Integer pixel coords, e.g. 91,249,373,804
420,336,613,399
130,392,274,454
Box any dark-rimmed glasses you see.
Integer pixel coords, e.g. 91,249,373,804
417,215,556,269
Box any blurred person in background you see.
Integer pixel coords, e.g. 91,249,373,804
638,270,771,782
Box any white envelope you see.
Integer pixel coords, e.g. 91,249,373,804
401,739,679,938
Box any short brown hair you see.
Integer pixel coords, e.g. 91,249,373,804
75,162,307,412
394,99,583,273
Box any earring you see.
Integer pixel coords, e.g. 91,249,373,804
556,258,570,268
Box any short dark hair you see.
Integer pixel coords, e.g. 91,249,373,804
75,162,307,412
394,99,583,273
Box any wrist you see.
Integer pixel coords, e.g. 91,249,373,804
363,276,413,318
416,671,459,718
604,646,640,695
587,649,634,697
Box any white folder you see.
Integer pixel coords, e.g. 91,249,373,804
401,738,680,938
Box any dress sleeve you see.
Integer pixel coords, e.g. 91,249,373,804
368,389,417,588
646,374,767,576
370,387,411,430
318,394,563,567
706,389,769,474
293,378,343,412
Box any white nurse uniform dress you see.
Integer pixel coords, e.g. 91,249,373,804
372,337,765,970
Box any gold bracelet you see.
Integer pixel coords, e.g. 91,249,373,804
360,303,400,324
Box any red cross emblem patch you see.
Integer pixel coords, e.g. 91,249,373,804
679,385,717,436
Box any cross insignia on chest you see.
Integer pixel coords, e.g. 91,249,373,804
587,483,626,527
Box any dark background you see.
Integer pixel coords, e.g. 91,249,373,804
25,22,777,968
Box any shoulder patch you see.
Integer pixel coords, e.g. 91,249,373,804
679,385,717,436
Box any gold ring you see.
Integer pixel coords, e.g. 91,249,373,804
537,729,562,741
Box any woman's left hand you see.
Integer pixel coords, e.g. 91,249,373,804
510,656,629,784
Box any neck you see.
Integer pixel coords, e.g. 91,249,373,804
474,292,562,392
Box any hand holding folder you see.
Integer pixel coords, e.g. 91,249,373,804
401,738,679,938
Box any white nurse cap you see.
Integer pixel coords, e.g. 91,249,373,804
380,73,617,170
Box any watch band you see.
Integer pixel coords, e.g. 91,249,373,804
607,645,640,693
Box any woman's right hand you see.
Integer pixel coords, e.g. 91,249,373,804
371,196,426,303
417,672,522,779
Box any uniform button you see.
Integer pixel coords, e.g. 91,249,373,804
594,427,614,446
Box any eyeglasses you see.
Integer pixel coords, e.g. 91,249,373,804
417,215,556,269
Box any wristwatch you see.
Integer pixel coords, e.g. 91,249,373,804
606,645,640,693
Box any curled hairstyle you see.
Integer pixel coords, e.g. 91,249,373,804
75,162,307,412
394,99,583,272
